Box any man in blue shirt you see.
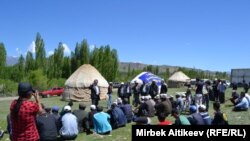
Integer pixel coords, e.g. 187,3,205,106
233,92,249,111
93,106,112,135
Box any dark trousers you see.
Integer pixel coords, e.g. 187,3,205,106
133,94,140,107
233,107,248,112
92,99,99,106
219,92,225,104
203,94,209,111
60,135,77,141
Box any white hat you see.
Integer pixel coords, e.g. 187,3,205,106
160,94,168,99
117,98,122,103
154,95,160,99
144,96,149,100
64,105,71,111
199,105,206,110
147,95,152,99
90,105,96,110
121,82,124,85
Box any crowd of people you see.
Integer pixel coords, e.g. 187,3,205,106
2,78,250,140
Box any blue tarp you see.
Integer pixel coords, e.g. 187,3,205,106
131,72,163,86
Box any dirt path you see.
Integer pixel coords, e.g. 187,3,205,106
0,96,18,101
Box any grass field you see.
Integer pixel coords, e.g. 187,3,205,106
0,87,249,141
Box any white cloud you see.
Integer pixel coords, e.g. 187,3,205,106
62,43,71,56
48,51,54,56
16,48,19,52
89,44,96,51
28,41,36,53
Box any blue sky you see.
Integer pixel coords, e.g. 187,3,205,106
0,0,250,72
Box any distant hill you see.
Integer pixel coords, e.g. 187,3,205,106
6,56,227,77
119,62,178,74
6,56,18,66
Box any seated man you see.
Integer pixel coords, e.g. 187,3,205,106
107,103,127,129
171,109,191,125
120,98,134,123
59,106,79,140
187,105,205,125
229,91,240,105
93,106,112,135
233,92,249,111
158,113,172,125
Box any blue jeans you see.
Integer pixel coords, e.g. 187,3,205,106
107,94,112,109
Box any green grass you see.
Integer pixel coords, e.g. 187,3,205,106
0,88,250,141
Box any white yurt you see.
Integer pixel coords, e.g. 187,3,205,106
63,64,109,102
168,71,190,88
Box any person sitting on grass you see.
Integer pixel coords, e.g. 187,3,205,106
199,105,212,125
93,106,112,135
171,109,191,125
133,116,151,125
229,90,240,106
187,105,205,125
59,106,79,140
107,103,127,130
120,98,134,123
158,113,172,125
88,105,97,129
211,102,228,125
233,92,249,111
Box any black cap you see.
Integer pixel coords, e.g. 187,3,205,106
18,82,35,96
79,103,86,109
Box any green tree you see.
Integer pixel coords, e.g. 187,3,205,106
53,43,64,78
35,33,46,71
28,69,48,91
17,55,25,81
80,39,90,64
0,43,6,67
62,57,71,78
25,51,35,73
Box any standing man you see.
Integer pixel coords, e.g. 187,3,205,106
89,79,100,106
132,81,141,107
149,80,158,99
243,80,249,93
160,79,168,94
125,82,132,104
107,82,113,109
140,81,149,96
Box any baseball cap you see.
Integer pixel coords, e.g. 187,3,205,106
18,82,35,96
52,106,60,112
64,105,71,111
189,105,197,113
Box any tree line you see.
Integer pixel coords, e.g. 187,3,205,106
0,33,119,96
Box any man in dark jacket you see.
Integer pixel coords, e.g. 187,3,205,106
140,81,149,96
160,80,168,94
73,103,91,134
36,107,59,141
107,103,127,129
155,94,172,116
89,79,101,106
149,80,158,99
120,98,134,123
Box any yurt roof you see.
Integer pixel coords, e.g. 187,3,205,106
65,64,109,88
168,71,190,82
